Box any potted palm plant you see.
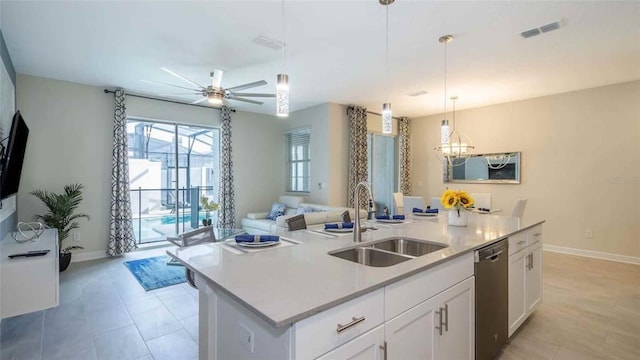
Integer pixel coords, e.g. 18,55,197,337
31,183,90,272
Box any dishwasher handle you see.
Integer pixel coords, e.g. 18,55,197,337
485,249,504,262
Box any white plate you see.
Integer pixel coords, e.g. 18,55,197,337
376,219,405,224
413,212,438,217
236,241,280,248
324,228,354,233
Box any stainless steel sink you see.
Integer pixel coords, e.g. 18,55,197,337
329,247,412,267
329,237,448,267
369,238,448,257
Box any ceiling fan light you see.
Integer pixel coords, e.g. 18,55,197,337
382,103,392,134
207,93,223,105
276,73,289,117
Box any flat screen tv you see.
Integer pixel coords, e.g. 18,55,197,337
0,111,30,200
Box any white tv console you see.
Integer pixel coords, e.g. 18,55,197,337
0,228,59,319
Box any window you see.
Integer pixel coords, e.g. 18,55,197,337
367,133,397,215
126,118,220,244
286,128,311,192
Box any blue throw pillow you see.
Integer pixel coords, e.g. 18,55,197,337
266,202,286,220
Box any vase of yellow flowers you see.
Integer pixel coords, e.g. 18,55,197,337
441,189,474,226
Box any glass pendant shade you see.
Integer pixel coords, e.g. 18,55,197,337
440,119,450,144
207,94,223,105
276,73,289,118
382,103,392,134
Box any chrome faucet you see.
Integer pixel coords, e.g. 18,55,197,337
353,181,374,243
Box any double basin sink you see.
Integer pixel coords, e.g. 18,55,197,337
329,238,448,267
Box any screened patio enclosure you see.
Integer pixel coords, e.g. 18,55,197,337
127,119,220,244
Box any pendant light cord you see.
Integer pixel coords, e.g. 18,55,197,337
385,5,389,96
281,0,285,72
444,39,448,125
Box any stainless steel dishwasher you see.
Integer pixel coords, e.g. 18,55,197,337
475,239,508,360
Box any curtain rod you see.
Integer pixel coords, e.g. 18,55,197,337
366,110,402,120
103,89,236,112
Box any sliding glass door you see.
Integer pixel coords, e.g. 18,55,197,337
127,119,220,244
367,133,398,216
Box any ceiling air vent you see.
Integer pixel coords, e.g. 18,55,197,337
520,19,562,39
408,90,428,97
252,35,284,50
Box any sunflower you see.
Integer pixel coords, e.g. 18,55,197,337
457,191,474,208
440,189,456,207
442,193,459,209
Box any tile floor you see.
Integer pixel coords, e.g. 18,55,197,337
499,252,640,360
0,247,198,360
1,249,639,360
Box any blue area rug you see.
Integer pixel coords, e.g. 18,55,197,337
124,256,186,291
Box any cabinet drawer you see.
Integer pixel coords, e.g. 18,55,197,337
508,231,527,255
527,225,543,245
294,288,384,360
385,252,473,321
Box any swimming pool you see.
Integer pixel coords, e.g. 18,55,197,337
133,212,212,243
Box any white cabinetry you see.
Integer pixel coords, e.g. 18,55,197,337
316,325,385,360
386,277,474,360
199,253,475,360
508,225,543,337
1,229,59,319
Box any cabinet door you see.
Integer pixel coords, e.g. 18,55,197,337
508,250,527,337
435,277,475,360
526,242,543,313
316,325,384,360
385,294,438,360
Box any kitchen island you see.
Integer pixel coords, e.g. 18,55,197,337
168,213,544,360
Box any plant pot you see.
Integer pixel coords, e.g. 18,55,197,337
59,252,72,272
448,208,469,227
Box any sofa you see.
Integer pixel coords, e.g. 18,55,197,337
241,195,367,235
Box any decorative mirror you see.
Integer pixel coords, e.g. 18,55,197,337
443,152,521,184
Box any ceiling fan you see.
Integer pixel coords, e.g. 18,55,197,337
143,67,275,106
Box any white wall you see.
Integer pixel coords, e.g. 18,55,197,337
16,74,284,257
410,81,640,258
283,103,350,206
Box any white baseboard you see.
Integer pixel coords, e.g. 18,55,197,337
71,250,109,263
543,244,640,265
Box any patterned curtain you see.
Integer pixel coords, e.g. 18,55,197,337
398,117,411,195
108,89,136,256
347,105,368,208
217,106,236,228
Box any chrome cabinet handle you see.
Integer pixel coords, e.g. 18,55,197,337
443,303,449,332
379,341,388,360
517,240,526,245
530,253,534,270
435,307,443,335
336,316,365,333
533,232,542,237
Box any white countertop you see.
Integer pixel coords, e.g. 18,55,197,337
167,213,544,328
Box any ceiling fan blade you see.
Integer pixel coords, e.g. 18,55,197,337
156,93,202,96
226,80,268,92
229,97,264,105
141,79,201,92
232,93,276,98
191,98,208,105
161,67,206,89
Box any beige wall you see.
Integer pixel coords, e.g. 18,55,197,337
16,74,284,257
411,81,640,258
283,103,350,206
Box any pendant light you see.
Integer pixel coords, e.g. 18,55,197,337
276,0,289,118
380,0,394,134
433,35,474,166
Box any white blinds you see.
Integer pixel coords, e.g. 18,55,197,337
286,128,311,192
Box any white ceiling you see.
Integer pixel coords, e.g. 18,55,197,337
2,0,639,118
